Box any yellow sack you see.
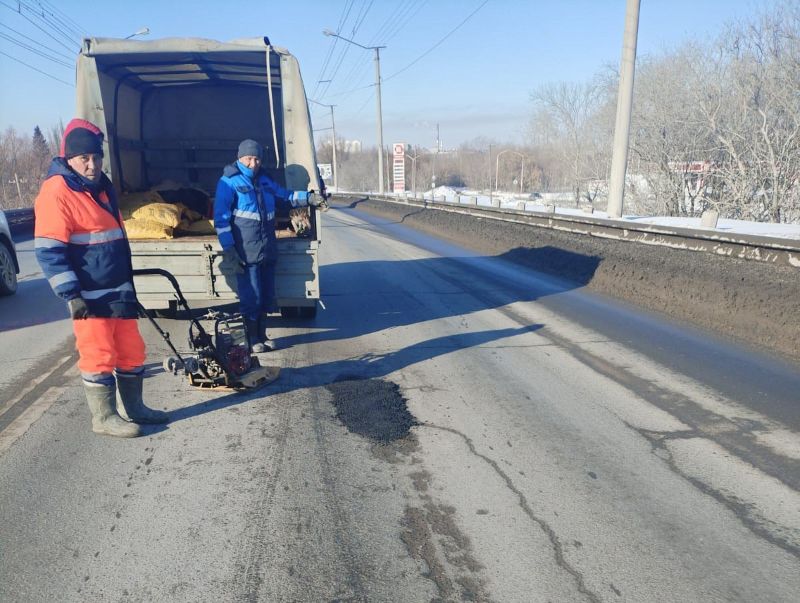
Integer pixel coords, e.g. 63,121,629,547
119,191,165,219
124,218,174,240
176,219,216,235
174,203,204,222
131,202,183,228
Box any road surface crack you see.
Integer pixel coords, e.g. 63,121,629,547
626,420,800,559
421,422,601,603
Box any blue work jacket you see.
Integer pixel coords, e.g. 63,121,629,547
214,161,310,264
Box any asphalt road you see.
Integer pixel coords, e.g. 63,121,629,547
0,207,798,602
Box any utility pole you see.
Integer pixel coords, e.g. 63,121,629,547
310,99,338,191
322,29,386,194
375,47,385,194
14,173,23,206
607,0,641,218
488,144,494,206
329,105,338,191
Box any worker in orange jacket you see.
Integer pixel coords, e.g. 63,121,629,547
34,118,168,437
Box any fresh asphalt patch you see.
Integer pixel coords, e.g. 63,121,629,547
326,376,418,443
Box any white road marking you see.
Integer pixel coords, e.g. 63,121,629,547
0,386,63,455
0,354,73,419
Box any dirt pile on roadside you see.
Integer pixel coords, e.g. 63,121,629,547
333,197,800,364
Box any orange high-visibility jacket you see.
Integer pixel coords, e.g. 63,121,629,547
35,158,138,318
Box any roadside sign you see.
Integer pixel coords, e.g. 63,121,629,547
393,142,405,193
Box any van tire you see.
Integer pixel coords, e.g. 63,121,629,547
0,242,18,296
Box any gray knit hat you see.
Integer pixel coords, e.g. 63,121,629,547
237,139,263,160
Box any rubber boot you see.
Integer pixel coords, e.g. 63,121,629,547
245,319,267,353
258,316,275,352
83,381,141,438
116,372,169,424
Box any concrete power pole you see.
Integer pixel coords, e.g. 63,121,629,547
329,105,338,191
374,47,385,194
607,0,641,219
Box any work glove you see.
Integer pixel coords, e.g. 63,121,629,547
68,297,90,320
307,191,329,212
219,247,245,275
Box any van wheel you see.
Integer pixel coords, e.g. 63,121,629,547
0,243,18,296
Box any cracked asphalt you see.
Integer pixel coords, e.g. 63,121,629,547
1,203,799,602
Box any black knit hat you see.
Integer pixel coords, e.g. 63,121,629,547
237,139,263,160
62,119,104,159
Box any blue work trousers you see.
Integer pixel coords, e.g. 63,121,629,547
236,259,277,321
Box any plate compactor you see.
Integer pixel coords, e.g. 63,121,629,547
133,269,280,391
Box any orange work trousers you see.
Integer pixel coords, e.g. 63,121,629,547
72,318,146,375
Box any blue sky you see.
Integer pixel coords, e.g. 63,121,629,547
0,0,768,149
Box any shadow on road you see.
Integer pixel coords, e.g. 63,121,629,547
165,323,543,424
276,246,599,349
147,210,600,424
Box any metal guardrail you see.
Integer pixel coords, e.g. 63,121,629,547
338,193,800,269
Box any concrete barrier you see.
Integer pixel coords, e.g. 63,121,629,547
701,210,719,228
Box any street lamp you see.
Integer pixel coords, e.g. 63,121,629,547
495,150,525,193
323,29,386,194
406,149,419,197
125,27,149,39
310,99,338,191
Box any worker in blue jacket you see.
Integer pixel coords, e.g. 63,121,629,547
214,139,323,352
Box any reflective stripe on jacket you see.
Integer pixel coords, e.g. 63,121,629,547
214,161,310,264
34,158,138,318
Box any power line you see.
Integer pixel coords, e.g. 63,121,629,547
35,0,84,40
384,0,489,83
0,21,73,60
351,0,374,36
0,31,72,67
333,0,376,94
312,0,357,100
17,0,79,47
0,1,79,54
0,49,72,85
367,0,412,47
38,0,84,38
382,0,426,43
327,0,421,104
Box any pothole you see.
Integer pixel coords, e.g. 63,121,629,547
325,376,418,442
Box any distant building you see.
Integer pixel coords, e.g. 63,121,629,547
320,139,362,153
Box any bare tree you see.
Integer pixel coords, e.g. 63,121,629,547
530,81,608,205
697,4,800,222
628,48,717,216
